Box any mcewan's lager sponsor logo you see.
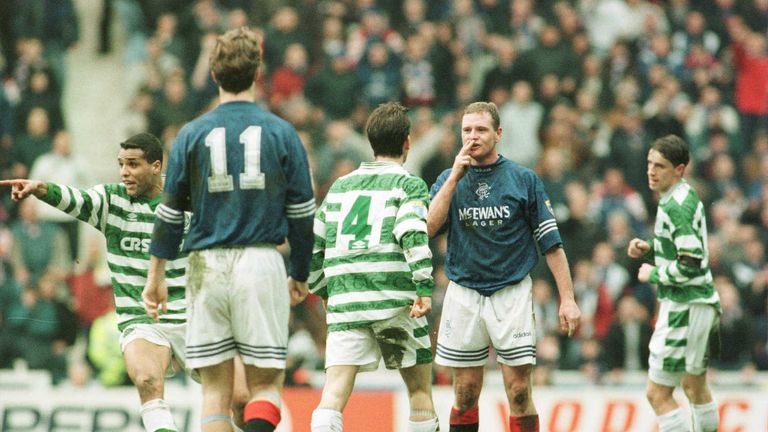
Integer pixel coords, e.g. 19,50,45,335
458,205,510,227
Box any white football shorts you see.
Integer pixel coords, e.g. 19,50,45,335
325,308,433,372
435,277,536,367
648,299,719,387
184,245,289,370
119,322,197,380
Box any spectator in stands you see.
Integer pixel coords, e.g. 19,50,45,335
732,237,767,307
356,41,402,108
538,147,572,217
346,7,404,66
519,25,574,88
311,121,369,201
532,278,561,340
401,33,436,107
581,0,633,55
642,78,686,140
0,85,14,175
131,35,182,95
152,13,188,71
602,295,652,384
15,67,64,134
713,276,757,375
498,80,543,169
12,38,49,94
396,0,429,38
672,10,721,59
88,309,129,386
506,0,544,52
268,42,309,109
429,20,457,109
68,235,113,336
305,52,361,119
685,86,741,159
532,333,560,387
319,16,346,61
572,257,614,342
11,107,53,178
421,128,459,188
0,222,20,369
590,167,649,237
9,199,70,292
608,108,653,202
744,0,768,33
4,273,73,383
479,37,523,102
728,17,768,150
28,130,90,260
403,106,446,178
592,239,631,304
147,73,195,140
263,6,308,74
12,0,79,87
560,180,603,264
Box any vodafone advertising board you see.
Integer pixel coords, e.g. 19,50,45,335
1,385,766,431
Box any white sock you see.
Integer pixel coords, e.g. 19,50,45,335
139,399,177,432
311,408,343,432
692,401,719,432
409,416,439,432
658,408,687,432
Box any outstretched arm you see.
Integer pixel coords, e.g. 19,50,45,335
0,179,48,201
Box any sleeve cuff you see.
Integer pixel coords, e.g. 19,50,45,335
649,267,660,284
415,281,434,297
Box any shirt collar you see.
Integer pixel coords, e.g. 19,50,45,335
659,179,686,205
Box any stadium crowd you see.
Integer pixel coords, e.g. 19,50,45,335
0,0,767,390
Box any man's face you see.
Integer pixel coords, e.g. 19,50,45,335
118,148,160,198
461,111,501,165
647,149,683,194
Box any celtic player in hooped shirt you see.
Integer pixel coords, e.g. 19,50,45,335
628,134,720,432
0,133,196,432
308,102,439,432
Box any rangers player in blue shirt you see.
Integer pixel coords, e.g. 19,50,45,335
427,102,581,432
143,27,315,432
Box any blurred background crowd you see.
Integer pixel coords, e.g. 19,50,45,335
0,0,767,390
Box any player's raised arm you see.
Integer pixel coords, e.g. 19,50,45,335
426,141,472,237
0,179,48,201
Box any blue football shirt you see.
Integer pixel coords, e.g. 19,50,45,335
150,101,315,280
430,156,562,295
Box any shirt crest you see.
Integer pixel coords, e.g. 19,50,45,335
475,182,491,200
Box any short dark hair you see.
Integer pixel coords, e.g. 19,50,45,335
120,133,163,164
210,27,262,93
651,134,689,167
365,102,410,157
463,101,500,130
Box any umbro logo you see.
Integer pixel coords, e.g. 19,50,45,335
127,213,139,222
